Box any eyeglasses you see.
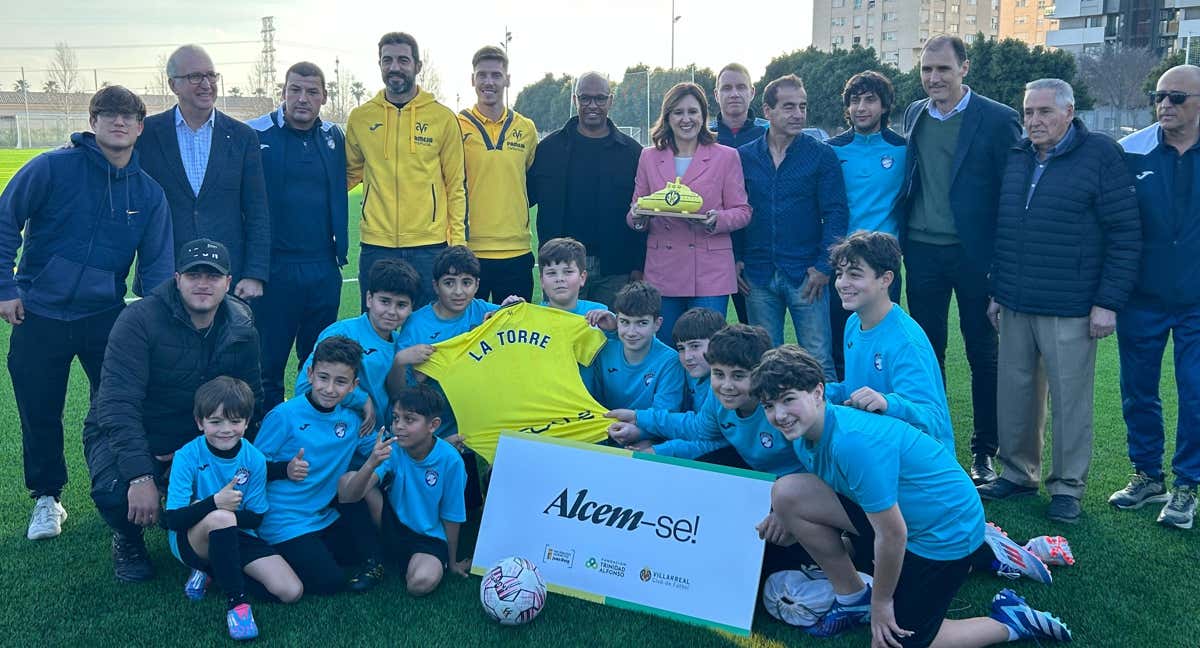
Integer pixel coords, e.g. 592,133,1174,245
575,94,611,106
172,72,221,86
95,110,141,122
1150,90,1200,105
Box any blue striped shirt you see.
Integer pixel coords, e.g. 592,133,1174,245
174,106,215,196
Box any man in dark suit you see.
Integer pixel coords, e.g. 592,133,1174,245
136,44,270,299
899,35,1021,484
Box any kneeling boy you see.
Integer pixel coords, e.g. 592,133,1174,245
164,377,302,641
339,385,469,596
752,345,1071,647
255,336,383,594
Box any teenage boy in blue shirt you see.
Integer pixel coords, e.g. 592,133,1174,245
297,258,426,432
339,385,469,596
825,231,953,449
585,281,685,412
826,71,907,380
255,336,383,594
752,346,1072,647
164,377,302,641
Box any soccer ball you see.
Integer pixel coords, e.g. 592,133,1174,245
762,566,873,628
480,556,547,625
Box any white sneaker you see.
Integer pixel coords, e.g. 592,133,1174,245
27,496,66,540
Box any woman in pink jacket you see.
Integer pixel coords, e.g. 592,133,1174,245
629,82,752,341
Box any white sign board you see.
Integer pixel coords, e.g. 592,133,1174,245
472,432,775,636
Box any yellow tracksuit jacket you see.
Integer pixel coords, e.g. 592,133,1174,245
346,89,467,247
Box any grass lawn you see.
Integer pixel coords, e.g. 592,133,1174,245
0,146,1196,647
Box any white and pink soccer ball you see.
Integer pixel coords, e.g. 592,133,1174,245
479,556,547,626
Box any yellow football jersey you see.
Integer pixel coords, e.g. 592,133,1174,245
417,302,610,462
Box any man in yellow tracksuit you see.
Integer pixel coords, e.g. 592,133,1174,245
347,31,466,309
457,46,538,302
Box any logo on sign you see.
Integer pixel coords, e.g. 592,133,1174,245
640,567,652,582
543,545,575,567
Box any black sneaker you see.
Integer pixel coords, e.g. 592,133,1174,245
347,558,384,592
977,479,1038,501
1047,495,1082,524
112,531,155,583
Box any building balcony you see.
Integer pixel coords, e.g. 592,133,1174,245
1045,24,1105,46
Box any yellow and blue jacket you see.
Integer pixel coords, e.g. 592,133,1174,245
457,107,537,258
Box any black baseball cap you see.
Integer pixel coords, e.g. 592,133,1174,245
177,238,231,275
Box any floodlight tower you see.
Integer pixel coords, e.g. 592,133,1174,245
260,16,277,92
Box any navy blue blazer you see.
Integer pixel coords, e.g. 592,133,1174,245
899,91,1020,274
135,107,270,282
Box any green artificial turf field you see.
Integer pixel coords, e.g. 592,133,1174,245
0,146,1195,647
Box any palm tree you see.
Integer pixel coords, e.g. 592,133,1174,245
228,86,243,97
42,79,59,93
13,79,29,93
350,81,366,106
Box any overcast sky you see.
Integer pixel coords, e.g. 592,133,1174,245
3,0,815,109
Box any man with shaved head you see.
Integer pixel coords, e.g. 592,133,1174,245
528,72,644,306
1114,64,1200,530
136,44,270,297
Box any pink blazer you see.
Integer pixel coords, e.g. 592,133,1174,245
627,142,752,297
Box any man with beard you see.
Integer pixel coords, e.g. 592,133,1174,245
529,72,644,307
347,32,466,309
83,239,264,582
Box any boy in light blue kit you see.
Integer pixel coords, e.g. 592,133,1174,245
754,345,1071,647
255,336,383,595
585,281,685,412
164,377,302,641
394,245,500,510
539,237,608,316
297,258,426,433
339,385,469,596
825,231,953,448
607,324,798,473
671,307,727,413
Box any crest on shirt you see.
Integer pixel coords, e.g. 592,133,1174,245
234,468,250,486
760,432,775,449
334,422,348,438
325,134,336,150
425,469,439,487
642,372,656,386
880,155,894,169
874,353,884,371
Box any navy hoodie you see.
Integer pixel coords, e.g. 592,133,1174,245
0,132,175,320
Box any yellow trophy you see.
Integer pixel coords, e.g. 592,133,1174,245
634,177,706,220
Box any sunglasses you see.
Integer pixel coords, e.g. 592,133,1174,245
1150,90,1200,105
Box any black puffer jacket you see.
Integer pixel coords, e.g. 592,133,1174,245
82,279,263,481
990,119,1141,317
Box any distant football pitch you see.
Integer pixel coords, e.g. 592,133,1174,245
0,145,1195,646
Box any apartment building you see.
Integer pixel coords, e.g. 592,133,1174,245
813,0,1000,70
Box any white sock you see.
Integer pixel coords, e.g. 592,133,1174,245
1004,625,1019,642
835,585,868,605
